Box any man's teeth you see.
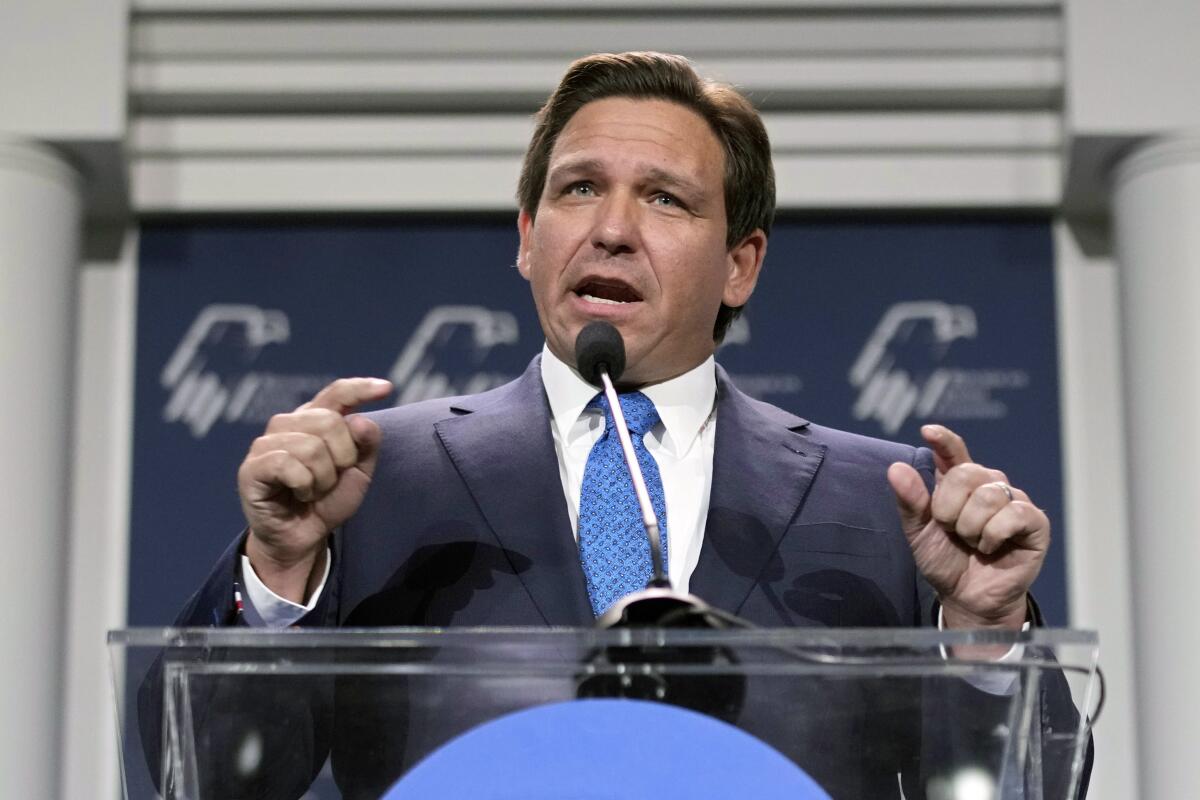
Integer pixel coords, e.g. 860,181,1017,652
581,293,629,305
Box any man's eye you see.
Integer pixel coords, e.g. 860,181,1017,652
652,193,682,208
568,182,594,196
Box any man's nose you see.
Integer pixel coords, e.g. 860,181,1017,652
591,193,640,256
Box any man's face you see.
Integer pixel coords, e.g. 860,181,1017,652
517,97,765,386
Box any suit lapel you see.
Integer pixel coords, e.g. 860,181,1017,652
433,358,594,627
690,367,826,616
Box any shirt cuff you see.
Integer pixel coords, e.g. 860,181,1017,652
937,605,1030,695
239,550,331,628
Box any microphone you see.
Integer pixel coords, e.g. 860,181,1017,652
572,322,721,629
574,320,625,389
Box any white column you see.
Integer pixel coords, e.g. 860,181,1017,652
1054,220,1140,800
0,138,83,799
1111,133,1200,799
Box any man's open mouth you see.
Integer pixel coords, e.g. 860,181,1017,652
573,279,643,305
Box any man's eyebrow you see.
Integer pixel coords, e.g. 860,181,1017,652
642,167,708,199
546,158,604,181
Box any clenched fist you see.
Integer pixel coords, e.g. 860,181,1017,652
888,424,1049,631
238,377,393,603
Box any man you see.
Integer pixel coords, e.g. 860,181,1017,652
159,52,1084,798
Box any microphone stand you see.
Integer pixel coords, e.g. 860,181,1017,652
596,367,669,587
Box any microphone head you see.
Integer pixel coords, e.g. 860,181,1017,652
574,322,625,386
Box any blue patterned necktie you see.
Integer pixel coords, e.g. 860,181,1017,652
578,391,669,616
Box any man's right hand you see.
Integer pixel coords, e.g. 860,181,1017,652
238,377,393,603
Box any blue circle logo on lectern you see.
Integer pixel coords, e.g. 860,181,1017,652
382,698,831,799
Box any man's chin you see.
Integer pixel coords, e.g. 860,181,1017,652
553,310,638,361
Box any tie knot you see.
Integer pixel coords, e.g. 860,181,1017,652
590,391,660,437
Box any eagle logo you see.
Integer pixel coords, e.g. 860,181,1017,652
848,301,977,434
161,304,291,437
388,306,520,404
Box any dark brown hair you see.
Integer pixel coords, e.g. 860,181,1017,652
517,52,775,342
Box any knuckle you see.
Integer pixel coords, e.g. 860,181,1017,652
963,463,990,482
295,433,324,459
944,464,982,491
941,466,967,487
323,412,349,435
326,378,356,399
955,516,981,537
1009,500,1034,519
293,408,319,424
331,442,358,467
988,483,1011,505
1014,500,1045,523
307,407,340,431
242,451,286,485
983,516,1011,537
312,450,335,474
288,466,314,490
265,449,294,471
931,502,957,526
265,412,292,432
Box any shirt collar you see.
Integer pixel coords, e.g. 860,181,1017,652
540,342,716,458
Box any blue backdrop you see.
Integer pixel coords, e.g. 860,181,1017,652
129,216,1068,626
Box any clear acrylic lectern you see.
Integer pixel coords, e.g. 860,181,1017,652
110,627,1098,800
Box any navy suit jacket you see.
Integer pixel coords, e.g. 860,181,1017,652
187,356,936,631
161,357,1087,799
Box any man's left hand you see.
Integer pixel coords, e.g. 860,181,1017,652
887,424,1048,630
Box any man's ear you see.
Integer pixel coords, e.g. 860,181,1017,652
723,228,767,308
516,209,534,280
